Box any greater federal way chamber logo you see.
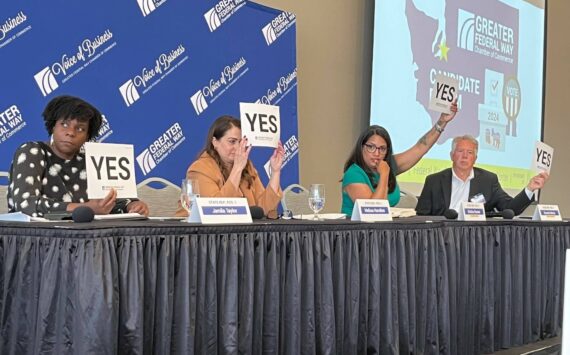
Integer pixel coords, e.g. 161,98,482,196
190,91,208,115
190,56,249,115
457,9,475,51
261,11,296,45
136,122,185,175
136,0,167,17
34,67,59,97
0,104,27,144
95,115,113,142
204,0,246,32
456,8,516,64
33,29,116,96
119,44,188,107
119,80,139,107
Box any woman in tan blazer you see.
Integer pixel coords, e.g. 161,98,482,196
175,115,284,217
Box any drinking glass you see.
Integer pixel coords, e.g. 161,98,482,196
308,184,325,220
181,178,200,218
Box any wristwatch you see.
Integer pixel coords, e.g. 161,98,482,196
434,123,445,133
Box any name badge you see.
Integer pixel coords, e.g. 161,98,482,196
188,197,253,224
470,193,486,204
532,204,563,221
351,199,392,222
459,202,486,221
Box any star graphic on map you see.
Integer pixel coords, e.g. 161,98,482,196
438,41,450,61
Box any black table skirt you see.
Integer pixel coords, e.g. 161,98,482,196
0,219,568,354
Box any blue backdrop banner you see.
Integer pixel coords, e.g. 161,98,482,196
0,0,299,195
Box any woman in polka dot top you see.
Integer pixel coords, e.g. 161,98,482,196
7,95,149,217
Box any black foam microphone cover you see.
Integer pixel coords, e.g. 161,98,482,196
501,209,515,220
72,206,95,223
250,206,265,220
444,209,458,220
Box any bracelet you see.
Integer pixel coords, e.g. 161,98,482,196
434,123,444,133
122,199,133,213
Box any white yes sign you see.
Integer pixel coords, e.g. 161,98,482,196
429,73,458,114
240,102,280,148
85,142,138,199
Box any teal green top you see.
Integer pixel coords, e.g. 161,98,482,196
341,163,400,215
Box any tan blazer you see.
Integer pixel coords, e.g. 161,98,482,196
175,152,282,217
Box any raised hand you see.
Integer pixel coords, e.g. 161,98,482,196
439,99,458,124
527,171,549,191
232,136,252,173
269,141,285,174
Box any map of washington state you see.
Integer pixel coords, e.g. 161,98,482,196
405,0,519,143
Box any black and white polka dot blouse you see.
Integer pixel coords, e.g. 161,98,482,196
8,141,129,217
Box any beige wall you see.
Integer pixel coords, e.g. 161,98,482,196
258,0,569,215
542,2,570,215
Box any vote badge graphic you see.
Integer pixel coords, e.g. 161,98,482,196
502,76,521,137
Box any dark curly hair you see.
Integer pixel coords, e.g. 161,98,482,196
42,95,103,141
343,125,397,192
200,115,254,188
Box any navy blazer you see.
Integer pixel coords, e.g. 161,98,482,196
415,167,533,216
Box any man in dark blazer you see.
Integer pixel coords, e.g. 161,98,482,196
416,135,549,216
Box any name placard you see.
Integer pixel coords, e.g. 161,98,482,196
85,142,137,199
188,197,253,224
351,199,392,222
532,204,562,221
429,73,459,114
240,102,280,148
458,202,486,221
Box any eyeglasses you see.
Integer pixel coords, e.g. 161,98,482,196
363,143,387,154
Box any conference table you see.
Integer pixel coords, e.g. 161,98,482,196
0,217,568,354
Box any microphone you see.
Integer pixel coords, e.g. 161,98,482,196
72,206,95,223
501,209,515,219
250,206,265,220
485,209,515,219
443,209,458,220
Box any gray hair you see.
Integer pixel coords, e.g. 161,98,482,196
451,135,478,154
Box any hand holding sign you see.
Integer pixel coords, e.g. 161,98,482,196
240,102,280,148
269,141,285,174
439,99,458,123
527,171,549,192
83,188,117,215
429,74,459,115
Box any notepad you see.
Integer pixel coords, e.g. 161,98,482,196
0,212,48,222
93,213,147,221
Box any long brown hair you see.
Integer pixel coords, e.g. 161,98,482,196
200,115,254,188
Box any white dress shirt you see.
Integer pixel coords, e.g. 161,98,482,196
449,169,474,211
449,168,535,211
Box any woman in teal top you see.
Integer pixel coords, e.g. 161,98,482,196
341,103,458,215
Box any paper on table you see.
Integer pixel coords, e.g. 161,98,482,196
391,208,417,218
94,213,147,221
0,212,49,222
147,216,187,221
